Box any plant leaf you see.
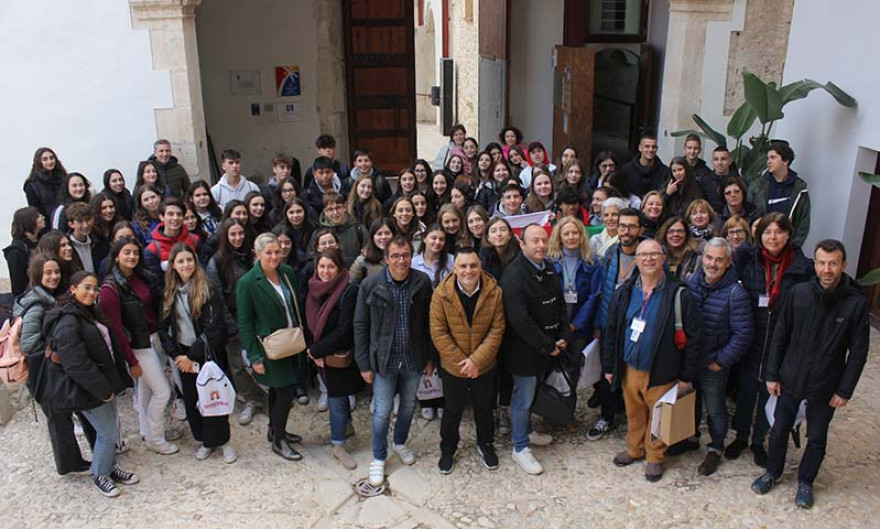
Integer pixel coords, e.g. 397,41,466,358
730,144,751,170
743,71,784,124
857,267,880,286
727,103,758,140
780,79,824,105
742,150,767,189
670,129,709,139
823,81,858,108
691,114,727,148
858,172,880,187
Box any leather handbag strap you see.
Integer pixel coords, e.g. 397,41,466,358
280,273,303,328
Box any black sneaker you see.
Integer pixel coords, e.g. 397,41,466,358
478,444,499,470
751,472,781,495
587,391,600,409
795,481,814,509
752,445,768,468
698,452,721,476
438,452,455,474
94,475,121,498
724,438,748,460
110,467,140,485
64,461,92,476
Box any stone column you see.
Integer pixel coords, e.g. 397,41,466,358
656,0,735,159
315,0,350,162
129,0,209,181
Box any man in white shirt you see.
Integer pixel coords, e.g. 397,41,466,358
211,149,260,209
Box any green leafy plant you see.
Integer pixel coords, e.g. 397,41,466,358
673,71,857,187
857,172,880,286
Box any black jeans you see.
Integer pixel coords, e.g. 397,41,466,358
732,359,770,448
180,370,231,448
494,366,513,408
41,403,96,475
596,377,621,423
766,391,837,485
268,384,297,443
440,367,496,455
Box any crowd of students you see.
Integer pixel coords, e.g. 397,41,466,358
4,128,868,510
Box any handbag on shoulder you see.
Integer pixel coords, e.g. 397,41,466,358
259,274,307,360
322,350,353,369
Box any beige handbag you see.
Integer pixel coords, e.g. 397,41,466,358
323,350,353,369
259,274,307,360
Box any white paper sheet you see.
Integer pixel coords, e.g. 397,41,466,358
650,385,679,438
577,339,602,389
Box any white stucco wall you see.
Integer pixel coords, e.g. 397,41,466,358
0,0,172,280
195,0,321,184
508,0,565,154
774,0,878,271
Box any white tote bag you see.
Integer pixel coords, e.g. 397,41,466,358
196,360,237,417
417,370,444,400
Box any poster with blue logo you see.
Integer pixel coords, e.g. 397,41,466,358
275,66,301,97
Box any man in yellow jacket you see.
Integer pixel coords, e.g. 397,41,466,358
430,247,506,475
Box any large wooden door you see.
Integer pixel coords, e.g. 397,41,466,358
343,0,416,175
553,46,595,168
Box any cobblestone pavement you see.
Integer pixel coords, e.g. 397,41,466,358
1,328,877,529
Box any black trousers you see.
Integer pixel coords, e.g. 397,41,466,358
268,384,297,443
495,366,513,408
766,391,837,485
40,403,96,475
179,370,231,448
440,367,496,455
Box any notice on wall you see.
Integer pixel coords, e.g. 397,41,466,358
275,66,301,97
276,101,303,122
230,70,261,96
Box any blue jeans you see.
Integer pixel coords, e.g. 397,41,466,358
328,396,351,445
510,375,537,452
371,368,421,461
698,367,729,452
80,400,119,477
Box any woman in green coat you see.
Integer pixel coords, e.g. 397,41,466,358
236,232,304,461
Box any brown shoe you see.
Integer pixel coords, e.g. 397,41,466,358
613,451,644,467
698,451,721,476
645,462,665,482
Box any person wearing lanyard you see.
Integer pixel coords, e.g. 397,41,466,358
548,217,603,378
603,239,701,483
589,207,643,442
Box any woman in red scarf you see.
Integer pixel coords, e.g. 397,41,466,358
305,248,364,470
728,212,813,467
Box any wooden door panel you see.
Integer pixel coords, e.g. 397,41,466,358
553,46,595,169
344,0,416,174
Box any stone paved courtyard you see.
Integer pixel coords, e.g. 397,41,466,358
0,328,877,528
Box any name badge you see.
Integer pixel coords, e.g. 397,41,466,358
758,294,770,308
564,291,578,304
630,317,646,342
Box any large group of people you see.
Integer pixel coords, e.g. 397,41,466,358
5,128,869,510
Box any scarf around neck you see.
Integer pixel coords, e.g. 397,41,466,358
761,245,794,309
306,269,350,341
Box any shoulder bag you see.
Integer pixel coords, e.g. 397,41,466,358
259,273,307,360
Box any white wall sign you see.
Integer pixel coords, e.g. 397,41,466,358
230,70,261,95
276,101,303,122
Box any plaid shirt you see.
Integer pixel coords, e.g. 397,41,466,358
385,269,414,371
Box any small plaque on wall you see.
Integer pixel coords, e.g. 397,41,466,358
275,66,301,97
276,101,303,122
230,70,261,96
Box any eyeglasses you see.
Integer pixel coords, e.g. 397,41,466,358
599,163,615,169
635,252,663,260
724,189,742,196
727,229,746,236
667,228,686,235
388,253,412,261
618,224,640,232
325,205,345,212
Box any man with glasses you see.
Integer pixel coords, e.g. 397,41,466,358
603,239,701,482
355,235,434,487
588,207,643,442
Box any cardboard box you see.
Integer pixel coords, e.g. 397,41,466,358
655,390,696,446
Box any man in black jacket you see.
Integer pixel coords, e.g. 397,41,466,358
603,239,701,482
617,134,671,198
501,224,570,475
354,235,433,487
752,240,870,509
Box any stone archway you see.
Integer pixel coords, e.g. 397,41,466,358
129,0,210,180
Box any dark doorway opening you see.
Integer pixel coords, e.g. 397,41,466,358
857,154,880,328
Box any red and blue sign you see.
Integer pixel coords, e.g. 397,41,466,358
275,66,301,97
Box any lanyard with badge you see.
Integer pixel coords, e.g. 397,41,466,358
630,286,651,343
562,259,578,304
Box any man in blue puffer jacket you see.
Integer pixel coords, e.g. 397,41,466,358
686,237,753,476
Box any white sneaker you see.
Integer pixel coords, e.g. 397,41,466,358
529,431,553,446
392,443,416,465
221,443,237,464
511,447,544,475
349,395,357,412
172,398,187,421
238,402,256,425
421,407,435,421
369,459,385,486
146,440,179,455
317,392,329,412
194,444,213,460
73,416,84,437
